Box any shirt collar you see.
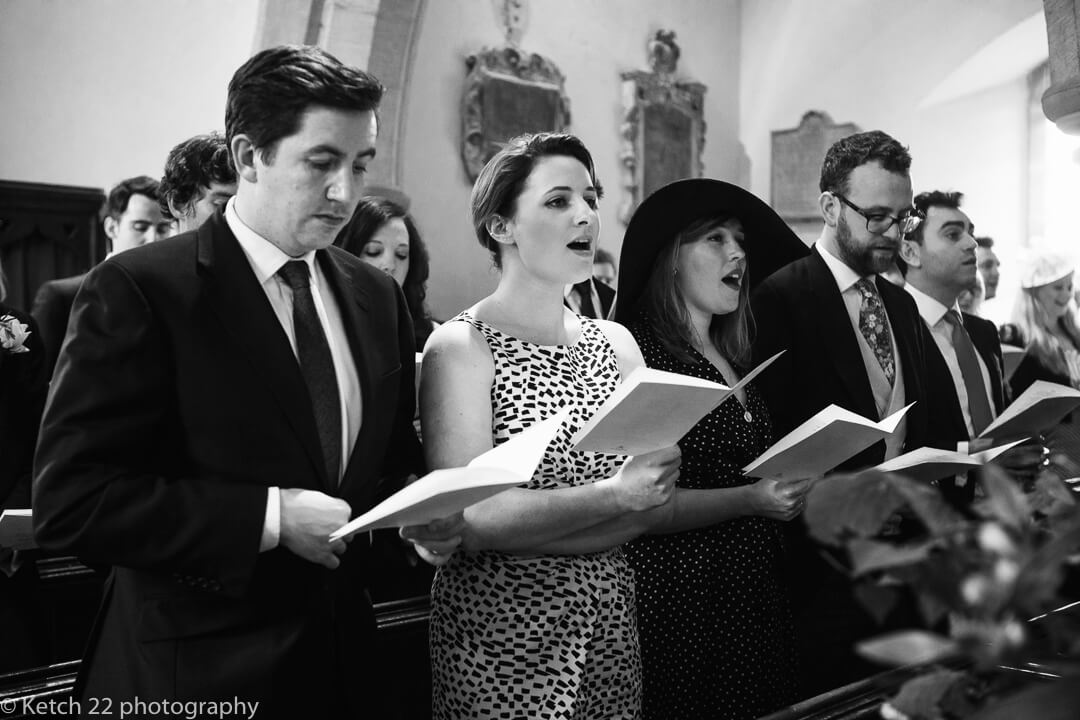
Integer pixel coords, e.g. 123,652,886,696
904,283,953,326
815,238,866,293
225,197,316,284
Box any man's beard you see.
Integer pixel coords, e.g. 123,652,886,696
835,213,896,276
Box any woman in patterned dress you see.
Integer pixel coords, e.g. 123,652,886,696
417,133,682,719
614,179,811,720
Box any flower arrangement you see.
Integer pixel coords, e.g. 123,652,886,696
803,454,1080,719
0,314,31,354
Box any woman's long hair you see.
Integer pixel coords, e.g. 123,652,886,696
337,197,435,348
1011,282,1080,379
641,216,754,367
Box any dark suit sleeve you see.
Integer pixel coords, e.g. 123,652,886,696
30,281,72,378
33,262,265,597
750,279,798,437
381,281,425,484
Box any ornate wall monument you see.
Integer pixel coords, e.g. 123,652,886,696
618,30,707,224
460,0,571,181
770,111,860,241
1042,0,1080,134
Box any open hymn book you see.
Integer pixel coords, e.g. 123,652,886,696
330,408,569,542
871,438,1028,484
0,509,34,550
975,380,1080,442
570,352,784,455
742,403,914,481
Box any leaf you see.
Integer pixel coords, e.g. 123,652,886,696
849,538,935,576
889,668,965,720
974,466,1030,530
888,475,968,535
856,630,957,667
805,471,907,546
1029,473,1076,519
854,581,900,625
967,677,1080,720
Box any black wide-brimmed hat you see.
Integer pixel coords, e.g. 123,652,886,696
614,178,809,323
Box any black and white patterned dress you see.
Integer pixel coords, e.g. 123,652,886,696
623,319,798,720
429,310,641,719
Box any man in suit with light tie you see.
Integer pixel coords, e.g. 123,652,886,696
751,130,932,697
898,191,1006,507
33,45,463,717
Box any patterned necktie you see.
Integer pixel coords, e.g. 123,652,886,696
277,260,341,486
854,277,896,386
943,310,993,435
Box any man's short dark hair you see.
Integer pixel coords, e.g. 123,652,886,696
975,236,994,249
159,133,236,219
100,176,161,223
906,190,963,245
225,44,384,164
819,130,912,196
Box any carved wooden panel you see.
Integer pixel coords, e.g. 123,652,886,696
461,46,571,181
0,181,104,312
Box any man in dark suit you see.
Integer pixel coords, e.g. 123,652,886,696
898,191,1006,506
564,276,615,319
31,175,173,377
159,132,238,234
751,130,931,697
33,45,463,717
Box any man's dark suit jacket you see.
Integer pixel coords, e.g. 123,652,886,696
32,212,422,715
564,277,615,320
750,248,932,698
31,272,87,379
751,249,931,468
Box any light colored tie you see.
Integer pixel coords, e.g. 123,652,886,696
854,278,896,386
943,310,993,435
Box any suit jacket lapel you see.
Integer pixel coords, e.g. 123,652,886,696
316,249,373,497
807,252,878,418
196,214,326,488
965,313,1006,414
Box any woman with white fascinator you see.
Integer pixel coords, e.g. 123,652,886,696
1007,251,1080,397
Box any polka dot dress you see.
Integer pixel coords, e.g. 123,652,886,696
624,319,798,720
429,311,642,720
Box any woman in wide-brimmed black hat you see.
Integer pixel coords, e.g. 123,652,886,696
616,178,809,720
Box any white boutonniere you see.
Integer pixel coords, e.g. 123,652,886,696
0,314,31,354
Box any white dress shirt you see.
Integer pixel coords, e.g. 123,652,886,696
905,284,995,437
225,198,363,551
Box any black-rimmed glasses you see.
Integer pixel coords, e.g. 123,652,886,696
831,192,923,236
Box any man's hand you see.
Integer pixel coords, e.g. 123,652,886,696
280,489,352,569
400,512,467,567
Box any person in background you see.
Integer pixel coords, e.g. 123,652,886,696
336,195,437,349
31,176,172,377
957,271,985,316
898,191,1005,507
421,132,681,718
158,131,238,234
593,247,618,288
616,178,810,720
1007,252,1080,396
976,236,1001,301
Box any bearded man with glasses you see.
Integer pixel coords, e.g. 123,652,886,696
750,130,936,699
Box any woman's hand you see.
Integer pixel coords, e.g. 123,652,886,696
608,445,681,512
747,477,812,521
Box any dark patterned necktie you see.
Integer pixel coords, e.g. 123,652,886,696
943,310,993,435
854,277,896,386
277,260,341,486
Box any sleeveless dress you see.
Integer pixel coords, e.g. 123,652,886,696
429,311,642,719
623,320,797,720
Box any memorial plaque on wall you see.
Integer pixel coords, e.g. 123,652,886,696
618,30,706,225
461,46,571,182
771,111,860,239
